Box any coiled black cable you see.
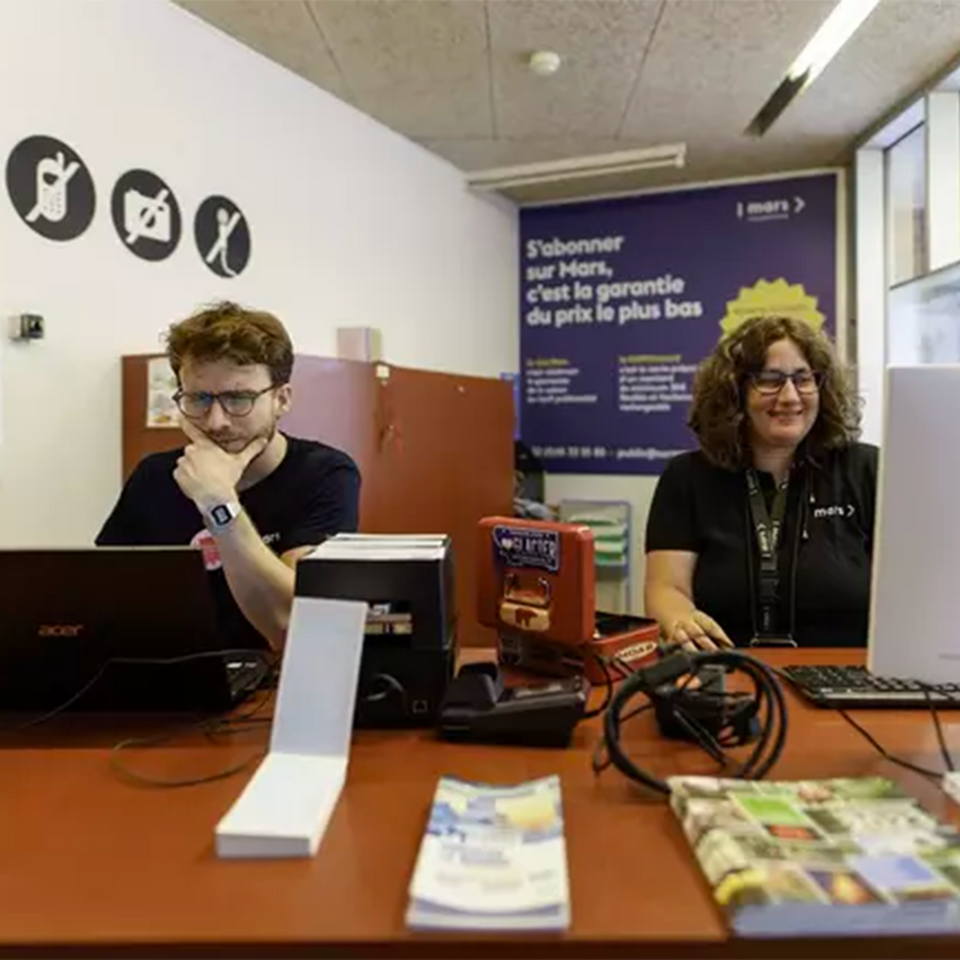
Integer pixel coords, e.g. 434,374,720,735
598,649,789,795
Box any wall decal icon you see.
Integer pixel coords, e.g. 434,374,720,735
195,195,250,278
111,169,181,261
5,135,95,241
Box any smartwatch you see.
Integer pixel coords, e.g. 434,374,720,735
206,500,242,530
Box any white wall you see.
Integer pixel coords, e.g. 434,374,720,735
926,92,960,271
0,0,518,548
858,92,960,446
855,148,885,446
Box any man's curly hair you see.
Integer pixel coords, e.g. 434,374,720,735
688,316,860,470
166,301,293,386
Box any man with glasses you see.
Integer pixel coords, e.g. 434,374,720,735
644,315,877,650
97,301,360,649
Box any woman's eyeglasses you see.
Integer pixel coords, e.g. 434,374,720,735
173,385,276,419
750,370,823,396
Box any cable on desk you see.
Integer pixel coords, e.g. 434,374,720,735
105,650,279,788
611,656,639,680
582,646,656,721
597,649,789,795
837,708,949,782
109,704,275,789
203,681,276,737
211,690,274,734
0,648,275,736
109,686,278,789
109,731,266,789
582,650,616,720
592,669,713,776
920,684,956,773
4,663,111,731
0,648,277,788
589,649,704,761
591,702,652,774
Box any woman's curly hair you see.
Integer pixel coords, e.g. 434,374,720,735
688,316,861,470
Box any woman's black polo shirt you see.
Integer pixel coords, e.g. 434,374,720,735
645,442,878,647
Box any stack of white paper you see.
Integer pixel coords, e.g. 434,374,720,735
309,533,448,562
406,775,570,931
214,596,368,859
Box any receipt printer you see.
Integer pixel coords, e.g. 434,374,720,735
295,534,456,728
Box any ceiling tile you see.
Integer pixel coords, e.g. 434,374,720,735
774,0,960,143
174,0,960,204
421,136,637,170
174,0,348,98
620,0,834,143
308,0,492,138
487,0,663,138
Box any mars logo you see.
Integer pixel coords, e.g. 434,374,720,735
190,528,223,571
736,195,806,223
813,504,855,519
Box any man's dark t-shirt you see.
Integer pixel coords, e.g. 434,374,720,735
97,435,360,648
645,443,878,647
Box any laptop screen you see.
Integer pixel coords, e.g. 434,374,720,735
0,547,253,711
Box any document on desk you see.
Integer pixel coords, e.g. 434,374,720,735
669,775,960,937
406,775,570,931
307,533,448,562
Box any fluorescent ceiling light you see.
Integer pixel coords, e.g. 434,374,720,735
747,0,881,136
466,144,686,192
790,0,881,84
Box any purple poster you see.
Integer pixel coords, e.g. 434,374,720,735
520,172,838,475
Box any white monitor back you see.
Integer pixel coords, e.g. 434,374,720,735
869,365,960,682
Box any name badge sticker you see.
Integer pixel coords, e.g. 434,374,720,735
492,525,561,574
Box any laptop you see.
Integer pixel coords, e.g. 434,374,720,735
0,547,270,713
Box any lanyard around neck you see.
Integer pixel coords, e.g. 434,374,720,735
745,469,790,635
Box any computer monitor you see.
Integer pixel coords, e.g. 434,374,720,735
868,365,960,684
0,547,267,712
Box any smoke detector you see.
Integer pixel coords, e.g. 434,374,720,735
528,51,561,77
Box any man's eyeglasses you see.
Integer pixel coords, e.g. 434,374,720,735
750,370,823,396
173,385,277,420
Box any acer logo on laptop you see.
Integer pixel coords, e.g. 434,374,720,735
37,624,84,638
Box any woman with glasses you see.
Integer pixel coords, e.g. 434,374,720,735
644,315,876,650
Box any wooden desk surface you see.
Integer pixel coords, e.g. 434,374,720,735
2,648,960,959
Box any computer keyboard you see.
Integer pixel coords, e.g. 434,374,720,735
780,664,960,709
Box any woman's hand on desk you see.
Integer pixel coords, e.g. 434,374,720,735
666,611,733,652
644,552,734,653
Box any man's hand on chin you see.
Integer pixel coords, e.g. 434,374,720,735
173,419,268,513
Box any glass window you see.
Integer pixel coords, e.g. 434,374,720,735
886,125,927,286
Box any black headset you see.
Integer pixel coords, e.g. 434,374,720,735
597,648,789,795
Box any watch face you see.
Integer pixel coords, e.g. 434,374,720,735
211,504,232,526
